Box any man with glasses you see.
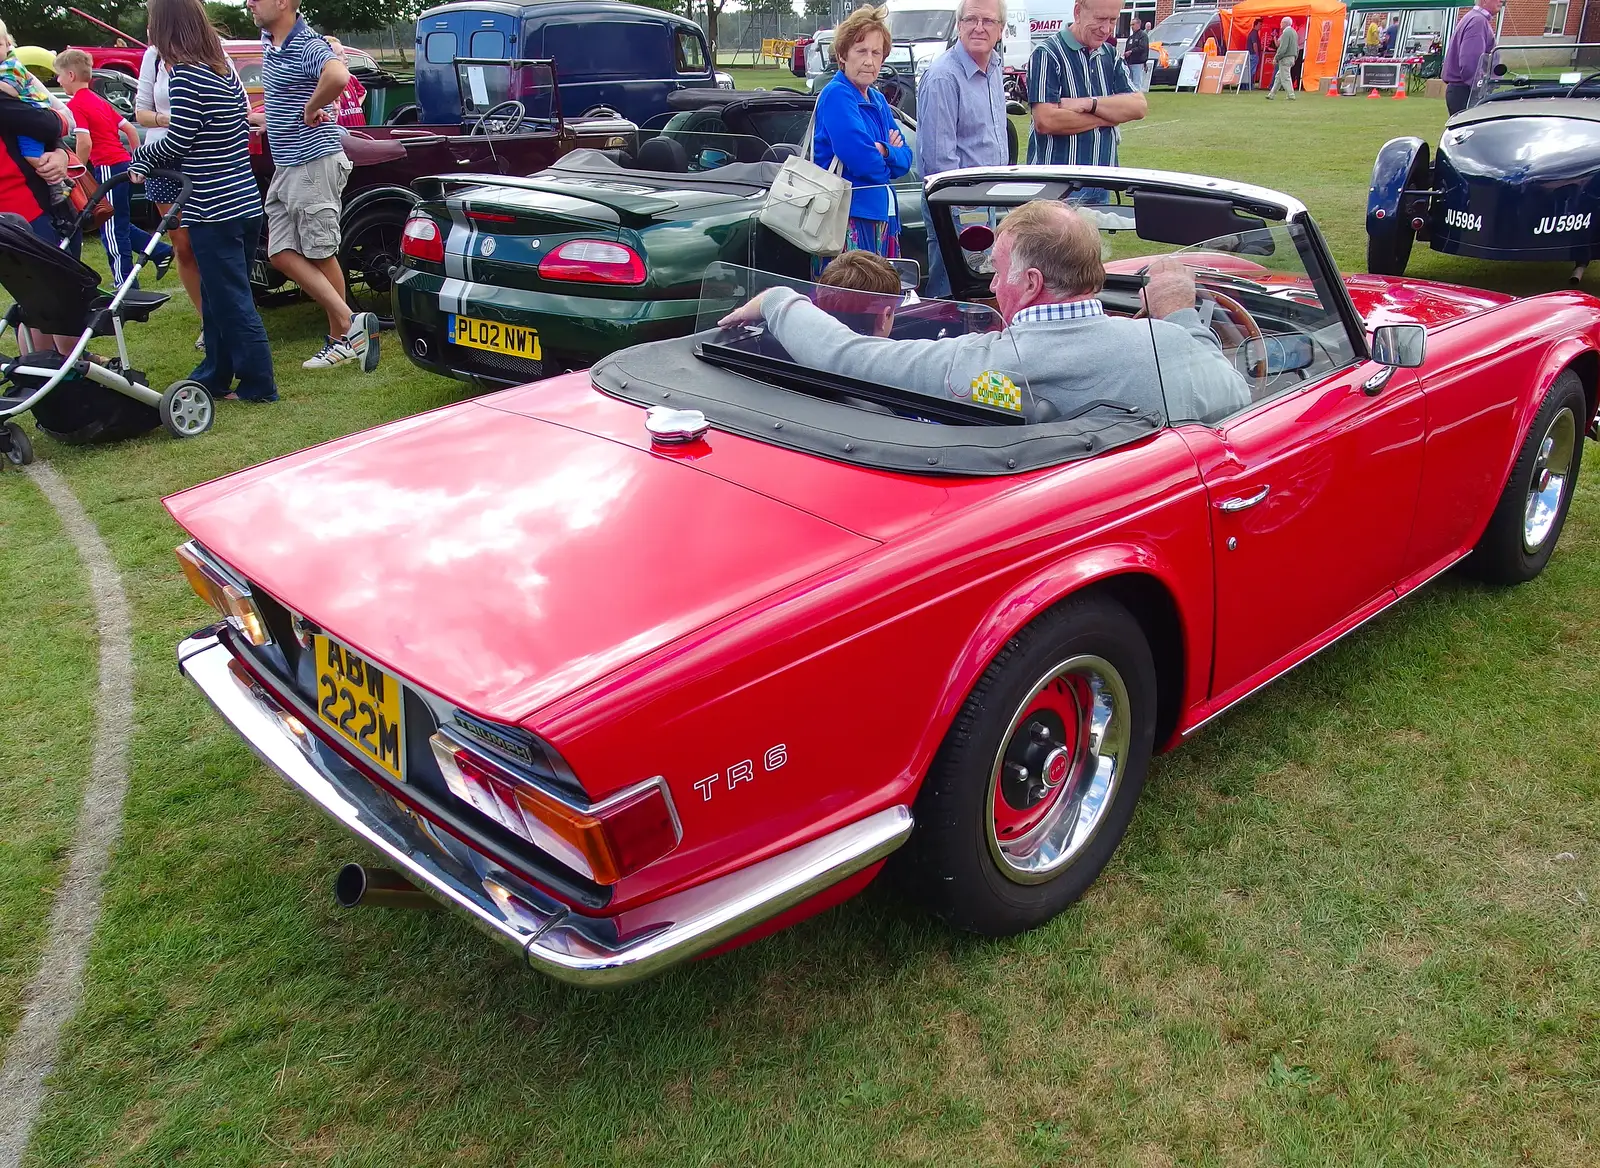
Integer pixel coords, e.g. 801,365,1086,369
1027,0,1147,180
917,0,1010,297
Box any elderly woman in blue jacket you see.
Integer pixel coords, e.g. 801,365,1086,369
813,4,913,272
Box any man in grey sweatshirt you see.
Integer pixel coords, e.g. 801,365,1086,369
719,200,1250,425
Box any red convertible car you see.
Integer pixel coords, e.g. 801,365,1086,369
169,167,1598,986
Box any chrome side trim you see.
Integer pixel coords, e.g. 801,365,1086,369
1182,553,1467,737
177,631,912,986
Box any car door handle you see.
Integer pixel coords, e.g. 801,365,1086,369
1217,486,1270,512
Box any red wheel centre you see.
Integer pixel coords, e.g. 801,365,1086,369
993,674,1088,842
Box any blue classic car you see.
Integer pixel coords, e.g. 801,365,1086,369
1367,56,1600,282
414,0,719,126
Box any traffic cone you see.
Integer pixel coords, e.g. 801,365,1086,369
1367,88,1381,98
1327,81,1341,96
1393,77,1407,99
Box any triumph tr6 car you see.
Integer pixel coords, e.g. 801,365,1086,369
1367,50,1600,282
390,88,930,387
172,167,1599,986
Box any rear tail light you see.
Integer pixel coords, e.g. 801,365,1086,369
538,239,647,285
429,733,681,884
465,209,516,224
401,214,444,264
177,541,269,646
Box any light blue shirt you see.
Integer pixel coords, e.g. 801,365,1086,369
915,45,1008,177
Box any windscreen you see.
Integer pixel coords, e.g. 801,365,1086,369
1149,15,1208,45
929,183,1358,426
693,262,1038,424
636,112,779,170
889,9,955,43
456,59,557,123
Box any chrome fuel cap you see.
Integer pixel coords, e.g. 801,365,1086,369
645,406,709,446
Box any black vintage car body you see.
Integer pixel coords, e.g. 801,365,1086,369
1367,70,1600,279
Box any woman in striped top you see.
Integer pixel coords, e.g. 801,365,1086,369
131,0,277,403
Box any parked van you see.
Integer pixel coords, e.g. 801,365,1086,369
414,1,716,126
883,0,1032,80
1145,7,1224,87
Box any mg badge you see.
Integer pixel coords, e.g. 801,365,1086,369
480,236,496,257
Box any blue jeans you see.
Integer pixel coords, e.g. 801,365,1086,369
188,216,277,402
1127,62,1148,91
922,193,950,298
95,161,172,288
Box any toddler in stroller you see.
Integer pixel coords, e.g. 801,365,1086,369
0,169,211,466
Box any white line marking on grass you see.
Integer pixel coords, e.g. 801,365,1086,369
0,461,134,1168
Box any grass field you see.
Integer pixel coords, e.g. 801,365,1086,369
4,89,1599,1166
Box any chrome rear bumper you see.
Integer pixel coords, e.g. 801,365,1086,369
177,630,912,986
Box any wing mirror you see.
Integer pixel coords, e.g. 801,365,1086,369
1371,323,1425,368
887,257,921,291
957,223,995,251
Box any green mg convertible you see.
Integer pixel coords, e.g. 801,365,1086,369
391,90,928,387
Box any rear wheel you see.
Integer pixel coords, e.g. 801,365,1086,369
897,595,1157,935
341,209,409,326
3,420,33,465
1367,152,1429,277
160,379,213,438
1464,370,1586,584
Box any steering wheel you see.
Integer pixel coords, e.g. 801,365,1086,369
1133,282,1269,398
1565,71,1600,97
469,100,525,136
1201,287,1269,396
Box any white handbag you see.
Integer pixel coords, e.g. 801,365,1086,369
758,153,853,258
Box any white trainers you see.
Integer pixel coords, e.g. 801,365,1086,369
302,336,359,369
345,312,381,373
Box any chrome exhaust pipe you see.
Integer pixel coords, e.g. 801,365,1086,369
334,863,438,911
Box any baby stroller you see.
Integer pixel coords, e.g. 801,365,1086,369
0,169,212,467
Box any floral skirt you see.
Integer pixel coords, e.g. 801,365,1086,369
811,216,900,280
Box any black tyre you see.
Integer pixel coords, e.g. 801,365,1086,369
3,419,33,465
898,594,1158,936
341,209,409,326
1464,369,1587,585
1006,119,1019,166
1366,152,1428,277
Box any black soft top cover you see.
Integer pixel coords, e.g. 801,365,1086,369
592,335,1161,477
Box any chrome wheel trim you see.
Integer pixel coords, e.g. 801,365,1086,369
167,383,212,435
985,654,1131,885
1524,407,1577,553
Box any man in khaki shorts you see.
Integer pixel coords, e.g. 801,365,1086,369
250,0,379,371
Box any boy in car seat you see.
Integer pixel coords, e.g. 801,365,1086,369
816,249,900,337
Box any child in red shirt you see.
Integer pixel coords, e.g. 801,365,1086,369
56,48,173,288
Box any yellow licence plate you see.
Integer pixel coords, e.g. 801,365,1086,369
312,635,404,782
449,314,542,359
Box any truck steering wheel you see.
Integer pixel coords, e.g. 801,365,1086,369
469,100,526,136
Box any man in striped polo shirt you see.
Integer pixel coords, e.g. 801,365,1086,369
1026,0,1147,180
251,0,379,371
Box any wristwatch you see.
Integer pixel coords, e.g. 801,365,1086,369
1090,97,1099,116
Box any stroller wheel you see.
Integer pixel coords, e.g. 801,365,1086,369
160,380,214,438
3,420,33,466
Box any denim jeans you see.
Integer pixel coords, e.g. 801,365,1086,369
95,161,172,288
1127,62,1147,92
922,193,951,298
188,215,277,402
